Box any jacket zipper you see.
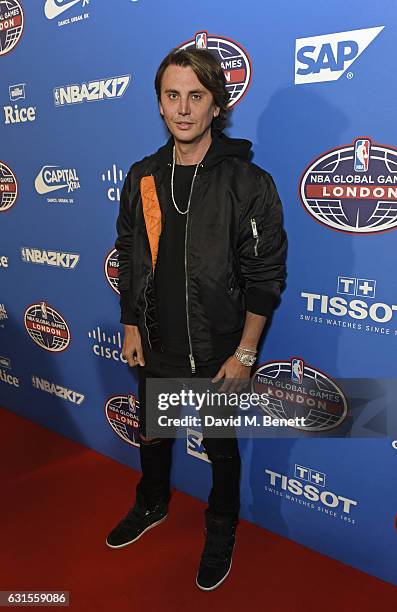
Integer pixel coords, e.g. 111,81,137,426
250,217,259,256
184,202,196,374
143,269,152,349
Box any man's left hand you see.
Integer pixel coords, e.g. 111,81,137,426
212,355,252,392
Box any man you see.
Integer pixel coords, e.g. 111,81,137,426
107,47,287,591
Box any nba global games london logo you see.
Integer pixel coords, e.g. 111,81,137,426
0,0,24,56
178,31,251,108
300,138,397,234
104,248,119,294
105,394,140,446
251,358,348,432
24,301,70,351
0,160,18,211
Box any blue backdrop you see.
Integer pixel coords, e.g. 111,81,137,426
1,0,396,586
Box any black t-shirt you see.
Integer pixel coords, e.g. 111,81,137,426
154,164,196,357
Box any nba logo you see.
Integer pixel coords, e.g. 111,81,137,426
291,358,304,384
195,32,207,49
128,395,136,414
354,139,370,172
40,302,48,319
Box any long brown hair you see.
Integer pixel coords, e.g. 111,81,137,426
154,47,230,133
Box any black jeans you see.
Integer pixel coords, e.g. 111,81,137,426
136,349,241,520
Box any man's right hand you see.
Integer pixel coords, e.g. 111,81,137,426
122,325,145,367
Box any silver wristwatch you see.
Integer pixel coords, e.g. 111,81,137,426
234,347,257,367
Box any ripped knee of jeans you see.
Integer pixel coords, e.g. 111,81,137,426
202,440,240,462
139,434,163,446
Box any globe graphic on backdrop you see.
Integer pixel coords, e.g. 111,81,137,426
105,248,119,294
300,142,397,234
24,303,70,352
179,33,251,108
0,162,18,211
251,361,348,432
105,395,140,446
0,0,24,56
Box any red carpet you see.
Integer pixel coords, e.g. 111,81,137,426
1,406,396,611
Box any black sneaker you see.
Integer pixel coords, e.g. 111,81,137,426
106,494,168,549
196,511,238,591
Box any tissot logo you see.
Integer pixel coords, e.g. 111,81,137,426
300,276,397,336
265,464,358,524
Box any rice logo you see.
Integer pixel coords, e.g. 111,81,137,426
300,138,397,234
0,160,18,212
178,31,251,108
4,83,36,125
295,26,384,84
251,358,348,432
105,394,140,446
24,301,70,352
0,0,24,56
104,248,119,294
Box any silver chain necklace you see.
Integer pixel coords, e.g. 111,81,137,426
170,145,202,215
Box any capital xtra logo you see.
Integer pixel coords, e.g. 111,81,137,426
295,26,384,84
35,165,80,204
53,75,130,106
44,0,90,26
300,276,397,336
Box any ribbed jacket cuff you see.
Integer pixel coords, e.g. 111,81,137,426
245,287,278,318
119,290,138,325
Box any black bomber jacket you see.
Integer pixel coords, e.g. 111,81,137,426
115,131,288,370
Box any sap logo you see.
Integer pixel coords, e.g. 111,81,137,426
295,26,384,84
186,428,210,463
